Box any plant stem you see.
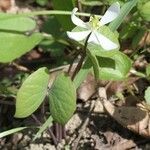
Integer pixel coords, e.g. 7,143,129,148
86,50,100,80
67,50,82,75
6,10,101,18
31,114,58,146
71,33,92,80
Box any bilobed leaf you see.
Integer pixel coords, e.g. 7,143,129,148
96,52,132,80
52,0,74,30
33,116,53,141
49,73,76,125
0,14,36,32
0,32,43,63
145,87,150,105
15,67,49,118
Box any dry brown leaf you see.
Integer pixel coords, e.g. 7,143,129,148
0,0,11,11
77,73,96,101
98,87,150,138
106,77,139,97
125,95,139,106
112,139,136,150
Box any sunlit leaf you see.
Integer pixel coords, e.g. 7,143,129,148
15,67,49,118
0,127,27,138
0,32,43,63
96,51,132,80
0,14,36,32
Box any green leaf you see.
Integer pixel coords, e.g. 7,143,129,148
0,32,43,63
87,48,132,80
40,16,65,56
72,0,76,6
109,0,138,31
52,0,74,30
49,73,76,125
145,87,150,105
139,1,150,21
15,67,49,118
113,52,132,76
0,14,36,32
97,52,132,80
73,58,92,88
33,116,53,141
0,127,27,138
41,16,63,38
36,0,48,6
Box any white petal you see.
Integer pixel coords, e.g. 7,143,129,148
71,7,87,28
67,30,91,41
100,2,120,26
89,31,118,50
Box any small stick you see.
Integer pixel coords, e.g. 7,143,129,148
12,62,29,72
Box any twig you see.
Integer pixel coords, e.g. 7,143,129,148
11,62,29,72
72,101,96,150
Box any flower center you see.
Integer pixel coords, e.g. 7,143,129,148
89,16,101,30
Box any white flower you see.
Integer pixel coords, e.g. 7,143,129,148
67,2,120,50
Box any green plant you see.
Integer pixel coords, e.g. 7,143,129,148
1,0,145,146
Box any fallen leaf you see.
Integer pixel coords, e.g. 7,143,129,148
77,73,96,102
0,0,11,11
98,87,150,137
